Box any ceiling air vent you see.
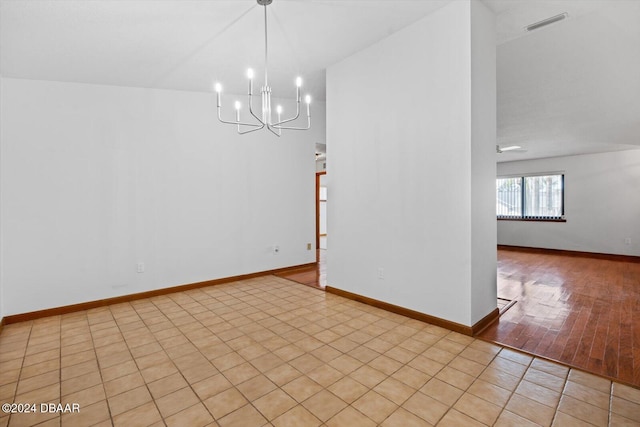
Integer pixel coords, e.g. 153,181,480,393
525,13,568,32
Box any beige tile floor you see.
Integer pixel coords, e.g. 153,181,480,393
0,276,639,427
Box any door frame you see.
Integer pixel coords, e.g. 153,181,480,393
315,171,326,261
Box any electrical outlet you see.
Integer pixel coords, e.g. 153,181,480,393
136,262,145,273
624,237,632,245
377,267,384,279
307,243,312,250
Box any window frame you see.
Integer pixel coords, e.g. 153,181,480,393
496,173,566,222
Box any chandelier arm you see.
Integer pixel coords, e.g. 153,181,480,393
273,100,310,129
237,124,266,135
248,94,266,125
217,107,263,128
271,109,301,126
266,125,281,137
272,118,311,131
271,99,301,127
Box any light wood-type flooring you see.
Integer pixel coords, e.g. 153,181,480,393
480,247,640,388
275,250,326,289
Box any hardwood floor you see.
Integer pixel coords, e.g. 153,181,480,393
275,250,326,289
480,248,640,388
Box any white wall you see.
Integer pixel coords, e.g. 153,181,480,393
497,149,640,256
0,78,325,315
327,0,496,327
470,0,498,323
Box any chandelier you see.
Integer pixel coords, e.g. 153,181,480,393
214,0,311,136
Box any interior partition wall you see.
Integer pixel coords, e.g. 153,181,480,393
327,0,497,328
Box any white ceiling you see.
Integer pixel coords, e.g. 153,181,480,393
1,0,639,162
493,0,640,161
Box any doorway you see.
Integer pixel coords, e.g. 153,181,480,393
275,169,326,288
317,172,327,254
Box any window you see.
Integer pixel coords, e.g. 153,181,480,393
496,174,564,220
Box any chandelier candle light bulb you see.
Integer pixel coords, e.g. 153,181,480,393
214,83,222,107
247,69,254,95
234,101,242,131
214,0,311,136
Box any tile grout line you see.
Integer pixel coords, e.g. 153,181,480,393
607,380,613,427
470,346,522,427
548,363,571,427
82,309,116,426
57,316,62,426
144,279,303,424
135,296,201,425
2,277,639,427
11,320,34,426
112,301,157,426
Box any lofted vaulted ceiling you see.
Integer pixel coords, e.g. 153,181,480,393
1,0,639,162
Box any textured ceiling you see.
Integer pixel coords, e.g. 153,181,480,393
1,0,639,161
491,0,640,161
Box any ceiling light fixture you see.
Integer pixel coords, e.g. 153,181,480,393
525,13,568,32
214,0,311,136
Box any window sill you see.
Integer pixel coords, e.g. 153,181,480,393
497,217,566,223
